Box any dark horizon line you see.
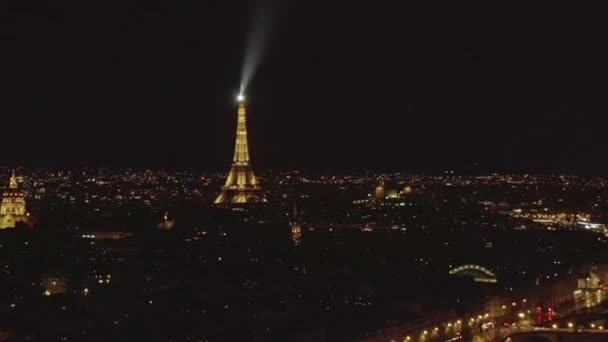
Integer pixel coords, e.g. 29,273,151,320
0,164,606,177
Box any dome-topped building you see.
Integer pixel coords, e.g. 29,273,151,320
374,178,386,200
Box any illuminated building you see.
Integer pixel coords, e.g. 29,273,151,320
374,179,386,199
158,211,175,230
290,204,303,245
215,96,266,204
387,189,398,199
291,223,302,245
79,232,132,240
0,172,34,229
577,271,601,290
42,276,68,296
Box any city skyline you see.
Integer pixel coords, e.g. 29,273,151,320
4,2,608,342
0,165,607,341
2,2,606,173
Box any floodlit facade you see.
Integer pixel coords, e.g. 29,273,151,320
158,211,175,230
374,179,386,199
290,204,303,245
0,172,33,229
215,100,266,204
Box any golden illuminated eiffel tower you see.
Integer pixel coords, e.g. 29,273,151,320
215,96,267,204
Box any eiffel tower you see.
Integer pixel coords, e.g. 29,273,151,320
215,96,267,204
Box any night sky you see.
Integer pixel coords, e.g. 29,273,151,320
2,1,607,173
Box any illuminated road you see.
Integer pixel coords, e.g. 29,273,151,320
359,267,607,342
500,329,608,342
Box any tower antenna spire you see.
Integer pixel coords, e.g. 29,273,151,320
9,170,18,189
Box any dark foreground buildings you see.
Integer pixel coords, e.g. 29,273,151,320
0,170,608,341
